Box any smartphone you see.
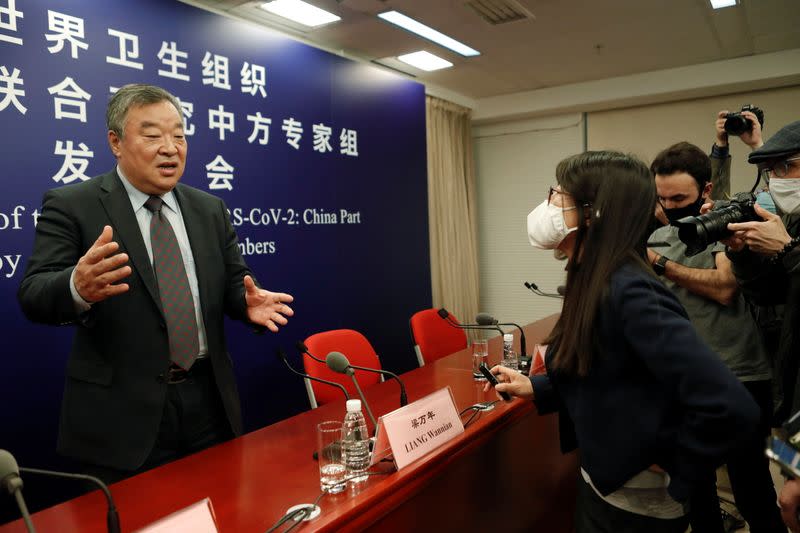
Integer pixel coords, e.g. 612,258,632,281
479,362,511,401
765,435,800,478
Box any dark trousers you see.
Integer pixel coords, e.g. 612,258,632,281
74,357,233,486
575,476,689,533
688,380,784,533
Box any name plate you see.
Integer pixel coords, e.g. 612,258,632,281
135,497,218,533
371,386,464,470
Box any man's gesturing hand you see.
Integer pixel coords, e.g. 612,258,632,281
244,275,294,332
74,225,131,303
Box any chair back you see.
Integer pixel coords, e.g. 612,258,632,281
409,308,468,366
302,329,382,408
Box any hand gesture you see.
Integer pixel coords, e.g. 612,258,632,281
738,110,764,149
243,275,294,332
727,203,791,255
73,225,131,303
482,365,534,401
715,110,729,147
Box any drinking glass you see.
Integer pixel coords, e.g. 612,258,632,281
317,421,346,493
472,339,489,380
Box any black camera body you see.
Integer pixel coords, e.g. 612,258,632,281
674,192,759,256
724,104,765,136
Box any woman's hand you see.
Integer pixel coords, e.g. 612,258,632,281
483,365,534,401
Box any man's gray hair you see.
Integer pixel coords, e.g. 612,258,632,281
106,84,183,138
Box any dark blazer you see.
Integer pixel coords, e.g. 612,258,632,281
18,170,253,470
531,263,759,503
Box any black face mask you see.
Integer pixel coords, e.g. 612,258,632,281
664,194,705,225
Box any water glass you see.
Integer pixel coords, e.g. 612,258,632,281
472,339,489,380
317,421,346,494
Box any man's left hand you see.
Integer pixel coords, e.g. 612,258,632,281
243,275,294,332
727,203,791,256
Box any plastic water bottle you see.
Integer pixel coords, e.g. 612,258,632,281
502,333,518,371
342,399,370,484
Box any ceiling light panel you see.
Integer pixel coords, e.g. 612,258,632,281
397,51,454,71
710,0,738,9
260,0,341,28
378,10,480,57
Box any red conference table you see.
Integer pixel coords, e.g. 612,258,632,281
1,314,578,532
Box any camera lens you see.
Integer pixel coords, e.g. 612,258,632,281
724,114,750,136
675,204,743,256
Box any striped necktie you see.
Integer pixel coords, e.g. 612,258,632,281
144,195,199,370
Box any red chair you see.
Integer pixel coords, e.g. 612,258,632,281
409,308,468,367
301,329,383,408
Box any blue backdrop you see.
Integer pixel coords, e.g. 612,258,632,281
0,0,429,517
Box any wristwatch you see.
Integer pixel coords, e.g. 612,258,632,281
653,254,669,276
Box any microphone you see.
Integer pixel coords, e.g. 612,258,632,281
475,313,528,370
296,341,325,364
1,450,35,533
276,348,350,401
326,351,408,408
20,468,121,533
437,308,504,337
325,351,378,429
2,449,121,533
524,281,564,299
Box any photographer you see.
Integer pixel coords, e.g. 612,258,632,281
710,107,765,201
648,142,782,532
723,120,800,531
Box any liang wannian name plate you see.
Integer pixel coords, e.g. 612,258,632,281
370,386,464,470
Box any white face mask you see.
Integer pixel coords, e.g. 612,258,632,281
768,178,800,214
526,200,578,250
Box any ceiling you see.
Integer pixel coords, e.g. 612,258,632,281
188,0,800,100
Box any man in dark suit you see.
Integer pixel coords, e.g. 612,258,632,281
17,84,294,482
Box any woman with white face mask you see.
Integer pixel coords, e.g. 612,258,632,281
485,151,759,533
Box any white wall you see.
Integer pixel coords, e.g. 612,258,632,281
587,85,800,194
473,113,585,327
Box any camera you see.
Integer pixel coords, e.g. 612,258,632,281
724,104,765,136
766,409,800,478
674,192,759,256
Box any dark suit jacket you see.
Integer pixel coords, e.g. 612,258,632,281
18,170,253,470
531,263,759,503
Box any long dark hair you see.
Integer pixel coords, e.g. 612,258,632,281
545,151,656,376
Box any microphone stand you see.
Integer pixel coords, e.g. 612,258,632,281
3,477,35,533
476,313,531,374
348,374,378,429
276,348,350,400
296,342,326,364
347,364,408,407
524,281,563,299
13,488,36,533
438,308,504,337
19,468,120,533
304,342,407,407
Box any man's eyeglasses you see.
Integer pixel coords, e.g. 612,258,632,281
760,156,800,184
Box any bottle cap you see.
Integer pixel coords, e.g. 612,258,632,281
346,399,362,413
503,333,514,342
